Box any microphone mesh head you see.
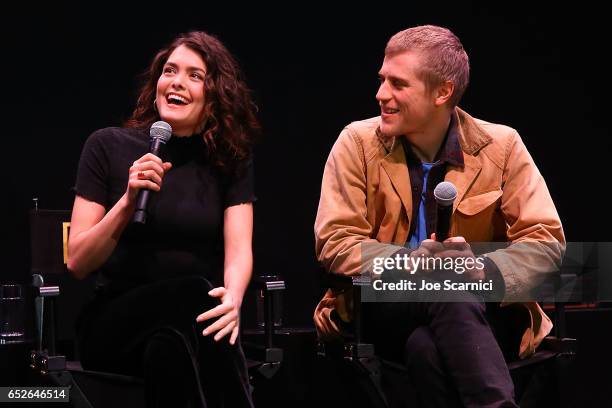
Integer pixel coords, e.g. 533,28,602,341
150,121,173,142
434,181,457,206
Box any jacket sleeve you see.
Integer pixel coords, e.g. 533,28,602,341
314,127,401,276
486,130,566,301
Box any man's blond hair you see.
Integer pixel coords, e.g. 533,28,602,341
386,25,470,107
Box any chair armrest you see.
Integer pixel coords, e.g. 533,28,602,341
252,275,285,350
243,275,285,380
540,336,577,355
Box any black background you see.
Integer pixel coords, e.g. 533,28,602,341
1,3,610,402
2,3,610,317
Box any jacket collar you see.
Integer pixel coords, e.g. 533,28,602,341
454,107,493,155
377,107,494,219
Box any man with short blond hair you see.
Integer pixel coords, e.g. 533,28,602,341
314,25,564,407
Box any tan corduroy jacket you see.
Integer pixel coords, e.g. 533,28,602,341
314,108,565,359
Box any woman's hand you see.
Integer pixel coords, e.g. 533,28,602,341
126,153,172,202
196,287,241,345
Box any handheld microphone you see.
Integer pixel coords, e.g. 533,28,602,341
433,181,457,242
132,121,172,224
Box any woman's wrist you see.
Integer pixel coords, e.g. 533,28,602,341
226,288,244,309
118,193,136,213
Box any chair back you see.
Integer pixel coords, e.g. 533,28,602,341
29,209,72,276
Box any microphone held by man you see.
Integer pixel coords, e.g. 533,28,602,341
434,181,457,242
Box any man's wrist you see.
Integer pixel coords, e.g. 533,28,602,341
482,256,505,298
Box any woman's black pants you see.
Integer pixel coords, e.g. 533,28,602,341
77,276,253,408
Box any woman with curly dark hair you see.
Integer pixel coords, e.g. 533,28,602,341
68,32,259,407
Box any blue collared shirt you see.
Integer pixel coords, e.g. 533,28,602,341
406,112,464,247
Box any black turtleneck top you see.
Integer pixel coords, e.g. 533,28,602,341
74,127,255,295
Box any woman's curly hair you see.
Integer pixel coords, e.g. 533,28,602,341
126,31,260,174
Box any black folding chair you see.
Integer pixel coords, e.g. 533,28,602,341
316,270,578,408
28,207,285,407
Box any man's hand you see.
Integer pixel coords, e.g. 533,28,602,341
429,234,486,281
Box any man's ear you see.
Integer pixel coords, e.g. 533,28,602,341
434,80,454,107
